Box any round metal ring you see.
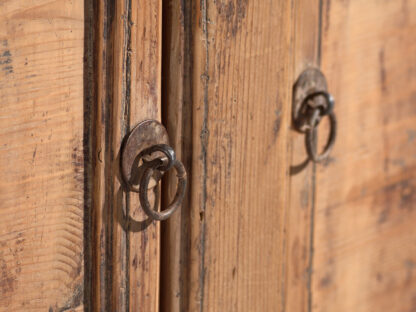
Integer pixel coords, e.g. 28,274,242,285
139,159,187,221
305,109,337,163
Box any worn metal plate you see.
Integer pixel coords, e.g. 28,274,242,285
121,120,169,189
293,68,328,132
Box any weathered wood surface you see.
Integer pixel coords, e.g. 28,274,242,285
312,0,416,311
162,1,416,312
162,1,294,311
2,1,414,311
160,0,193,311
0,1,85,310
128,1,162,311
92,0,162,311
284,0,321,311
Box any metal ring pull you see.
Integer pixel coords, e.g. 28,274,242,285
292,68,337,163
126,144,175,193
305,106,337,162
121,120,187,221
139,156,187,221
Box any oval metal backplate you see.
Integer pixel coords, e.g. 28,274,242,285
121,120,169,188
293,68,328,132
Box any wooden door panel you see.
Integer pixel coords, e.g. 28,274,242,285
161,1,294,311
313,0,416,311
0,0,164,310
0,1,85,310
189,2,292,310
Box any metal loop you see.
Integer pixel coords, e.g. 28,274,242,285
305,109,337,163
139,159,187,221
125,144,176,193
140,144,176,171
303,90,335,116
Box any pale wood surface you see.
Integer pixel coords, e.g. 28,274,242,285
92,0,162,311
128,1,162,311
312,0,416,311
0,0,85,310
181,1,293,311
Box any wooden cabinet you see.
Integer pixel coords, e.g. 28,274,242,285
0,0,415,311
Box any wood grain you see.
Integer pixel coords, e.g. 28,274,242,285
175,1,294,311
312,0,416,311
92,0,162,310
92,0,113,309
0,1,85,310
128,1,162,311
160,0,193,311
284,0,321,311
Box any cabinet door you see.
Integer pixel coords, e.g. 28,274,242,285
0,0,164,311
161,1,416,312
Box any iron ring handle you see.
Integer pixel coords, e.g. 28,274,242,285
126,144,175,193
305,108,337,163
139,158,187,221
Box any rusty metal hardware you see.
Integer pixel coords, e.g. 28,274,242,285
139,153,187,220
121,120,187,221
292,68,337,162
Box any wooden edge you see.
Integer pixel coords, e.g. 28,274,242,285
283,0,321,311
91,0,163,311
160,0,193,311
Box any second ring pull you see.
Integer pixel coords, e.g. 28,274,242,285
292,68,337,163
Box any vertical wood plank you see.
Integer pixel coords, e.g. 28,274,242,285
169,1,295,311
92,0,113,309
128,1,162,311
92,0,162,310
284,0,321,311
312,0,416,311
160,0,193,311
0,1,85,310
